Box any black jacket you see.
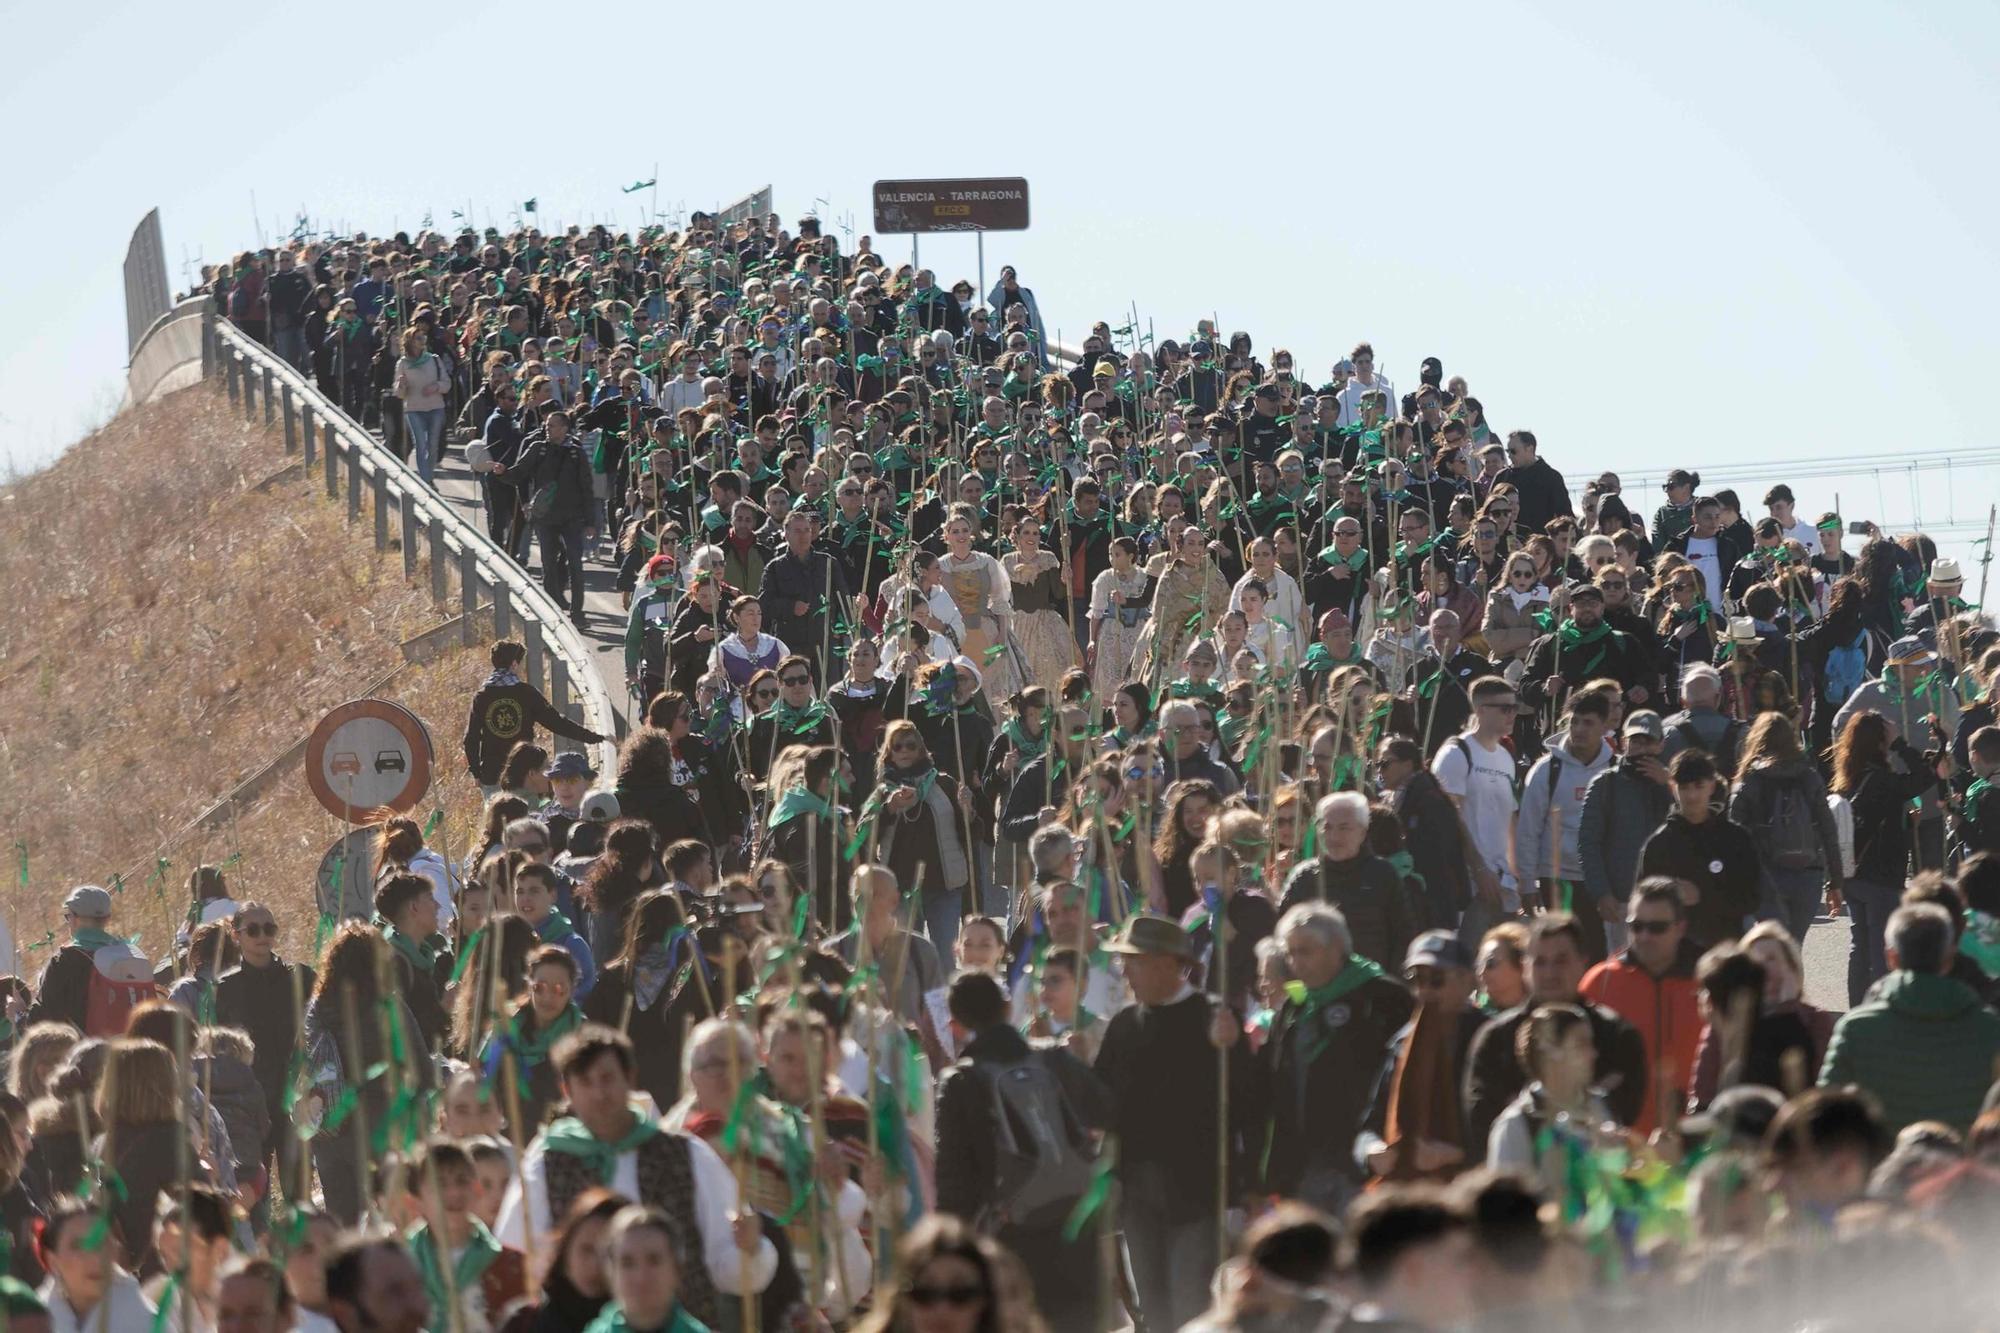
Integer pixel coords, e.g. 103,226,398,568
614,729,713,848
213,956,317,1121
1519,622,1651,710
1278,854,1418,971
934,1025,1109,1228
1463,1000,1648,1154
1000,751,1078,844
1491,457,1573,535
1256,974,1414,1194
462,673,604,786
25,943,94,1032
266,268,313,331
1846,747,1941,885
1093,991,1257,1220
513,431,596,528
1636,811,1765,946
1394,771,1473,926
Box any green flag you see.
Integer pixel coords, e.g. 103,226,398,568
622,179,656,194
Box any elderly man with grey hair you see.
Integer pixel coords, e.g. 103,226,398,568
1277,793,1418,970
1404,607,1498,752
1254,902,1415,1212
1160,699,1241,794
1818,900,2000,1133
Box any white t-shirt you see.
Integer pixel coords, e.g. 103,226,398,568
1432,731,1520,909
1683,534,1722,606
1779,517,1819,552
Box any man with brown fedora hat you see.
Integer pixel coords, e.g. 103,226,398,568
1095,914,1253,1333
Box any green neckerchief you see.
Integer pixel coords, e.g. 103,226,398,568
1556,618,1616,676
1963,908,2000,980
1300,642,1363,674
381,921,438,973
71,926,122,951
770,696,832,735
768,786,837,830
408,1220,500,1325
1394,535,1439,565
1965,777,1992,824
1317,543,1370,573
1284,955,1387,1063
1001,717,1048,761
881,767,939,805
1105,719,1157,750
543,1104,665,1184
1218,710,1249,753
500,1003,582,1071
534,909,577,945
581,1301,708,1333
1167,677,1225,706
1670,600,1712,627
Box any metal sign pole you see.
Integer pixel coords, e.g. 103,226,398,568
977,232,985,308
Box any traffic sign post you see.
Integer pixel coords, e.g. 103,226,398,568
315,828,382,921
303,698,435,822
871,178,1030,234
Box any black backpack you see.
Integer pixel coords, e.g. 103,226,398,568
983,1052,1095,1232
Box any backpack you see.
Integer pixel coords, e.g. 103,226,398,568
1674,718,1743,777
1824,631,1870,708
1827,792,1857,878
83,941,159,1037
984,1053,1095,1231
1762,774,1821,870
640,596,675,680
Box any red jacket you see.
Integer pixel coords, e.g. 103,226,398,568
1580,940,1703,1134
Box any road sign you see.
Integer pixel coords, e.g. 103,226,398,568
715,186,773,229
315,828,382,921
304,698,434,822
872,178,1030,234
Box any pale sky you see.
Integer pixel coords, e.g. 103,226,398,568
6,0,1998,567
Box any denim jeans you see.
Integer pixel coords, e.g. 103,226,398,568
922,885,964,956
273,326,305,372
1847,876,1897,1006
538,519,588,618
1121,1162,1216,1333
1762,864,1825,947
405,407,444,485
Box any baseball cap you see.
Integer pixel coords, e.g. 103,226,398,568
64,885,113,918
1622,710,1664,741
579,789,622,823
1680,1085,1783,1148
544,752,597,781
1404,930,1471,972
1887,636,1938,667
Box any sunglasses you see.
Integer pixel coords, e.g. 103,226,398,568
237,922,277,938
780,675,811,687
753,688,779,701
1627,918,1675,935
908,1285,987,1309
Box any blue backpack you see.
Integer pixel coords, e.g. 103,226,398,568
1824,630,1870,708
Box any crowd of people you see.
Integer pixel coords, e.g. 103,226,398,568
60,210,2000,1330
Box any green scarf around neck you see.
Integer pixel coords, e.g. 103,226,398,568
534,910,577,945
771,696,831,735
768,786,837,830
71,926,122,952
408,1220,500,1324
1001,716,1048,760
582,1302,708,1333
381,921,437,972
501,1003,582,1071
1318,543,1371,574
1285,955,1387,1064
1556,618,1615,676
544,1104,665,1184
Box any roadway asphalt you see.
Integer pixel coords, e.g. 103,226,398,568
1801,909,1852,1013
428,444,636,738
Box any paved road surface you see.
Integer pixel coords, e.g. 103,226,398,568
1802,909,1851,1013
429,445,636,738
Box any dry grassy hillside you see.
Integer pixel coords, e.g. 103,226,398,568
0,385,490,968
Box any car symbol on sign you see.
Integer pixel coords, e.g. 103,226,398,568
374,750,406,774
330,751,362,777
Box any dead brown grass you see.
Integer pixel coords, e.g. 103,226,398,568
0,383,490,965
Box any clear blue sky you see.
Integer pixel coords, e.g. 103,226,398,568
6,1,1998,566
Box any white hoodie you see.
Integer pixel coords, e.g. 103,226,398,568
1514,731,1615,882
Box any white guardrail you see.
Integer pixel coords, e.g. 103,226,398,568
125,302,619,776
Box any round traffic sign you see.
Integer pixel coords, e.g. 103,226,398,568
304,698,434,822
314,828,382,921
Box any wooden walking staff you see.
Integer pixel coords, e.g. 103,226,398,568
1214,878,1232,1268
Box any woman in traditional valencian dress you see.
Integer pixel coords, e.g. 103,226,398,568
1137,523,1232,686
1003,511,1080,696
1088,535,1154,704
938,503,1024,699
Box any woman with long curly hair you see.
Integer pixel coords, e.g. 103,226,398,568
581,891,701,1113
1830,709,1950,1003
448,913,539,1063
578,819,663,964
1153,779,1223,919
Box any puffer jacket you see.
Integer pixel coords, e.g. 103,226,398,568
1278,854,1418,971
1819,970,2000,1132
1577,759,1675,911
195,1051,270,1182
1579,938,1703,1134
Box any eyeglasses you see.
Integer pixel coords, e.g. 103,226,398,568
1600,580,1628,590
1627,918,1676,935
780,675,811,687
237,922,277,938
908,1284,987,1309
